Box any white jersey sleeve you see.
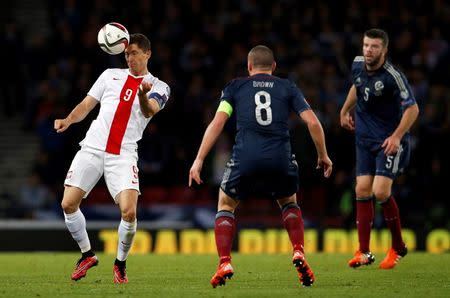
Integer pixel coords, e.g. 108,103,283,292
146,79,171,109
87,70,109,101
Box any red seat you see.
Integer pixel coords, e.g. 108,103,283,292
238,214,282,228
140,187,168,206
86,187,111,205
167,186,195,204
191,187,215,207
239,197,277,215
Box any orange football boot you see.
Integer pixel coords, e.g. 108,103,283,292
292,251,315,287
210,261,234,288
348,251,375,268
379,246,407,269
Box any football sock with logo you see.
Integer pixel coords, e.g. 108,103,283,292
117,219,137,261
215,210,236,264
281,203,304,253
356,197,374,253
380,196,405,251
64,209,91,253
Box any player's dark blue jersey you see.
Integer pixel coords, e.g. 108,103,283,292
219,73,310,171
351,56,416,141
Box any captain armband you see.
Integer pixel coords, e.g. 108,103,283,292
148,93,168,109
217,100,233,117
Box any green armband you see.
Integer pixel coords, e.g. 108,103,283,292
217,100,233,116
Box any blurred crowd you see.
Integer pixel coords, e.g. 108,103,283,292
0,0,448,231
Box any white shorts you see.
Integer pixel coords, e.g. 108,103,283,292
64,146,140,203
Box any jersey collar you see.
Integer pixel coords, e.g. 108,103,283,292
127,69,151,78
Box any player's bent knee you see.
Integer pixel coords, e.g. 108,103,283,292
280,202,300,213
277,194,297,207
61,200,78,214
355,177,373,198
373,193,390,202
372,189,390,202
121,209,137,222
355,185,372,198
218,189,239,212
355,190,372,199
61,186,85,213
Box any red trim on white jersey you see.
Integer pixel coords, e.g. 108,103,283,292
105,75,143,155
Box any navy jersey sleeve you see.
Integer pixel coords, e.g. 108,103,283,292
288,81,311,114
385,65,416,111
219,80,236,107
351,56,365,85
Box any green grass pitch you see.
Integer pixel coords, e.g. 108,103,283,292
1,253,449,297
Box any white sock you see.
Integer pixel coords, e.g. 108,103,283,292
64,209,91,253
117,219,137,261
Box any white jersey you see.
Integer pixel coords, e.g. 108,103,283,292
81,68,170,155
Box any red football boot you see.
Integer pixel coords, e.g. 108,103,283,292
71,255,99,281
113,264,128,284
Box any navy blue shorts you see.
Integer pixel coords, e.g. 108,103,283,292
220,155,299,200
356,137,410,179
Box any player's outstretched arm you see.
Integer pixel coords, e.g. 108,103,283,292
382,103,419,155
54,96,98,133
189,111,229,186
299,109,333,178
340,85,357,131
138,81,160,118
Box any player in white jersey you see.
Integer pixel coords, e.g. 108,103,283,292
54,33,170,283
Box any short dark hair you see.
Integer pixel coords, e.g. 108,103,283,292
129,33,151,52
364,28,389,47
248,45,274,70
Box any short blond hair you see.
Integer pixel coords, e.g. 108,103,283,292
248,45,274,70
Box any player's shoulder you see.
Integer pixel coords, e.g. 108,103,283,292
219,76,247,95
266,75,301,94
382,60,407,80
100,68,128,79
144,72,167,86
351,56,365,71
145,72,171,96
227,76,250,88
275,75,296,87
105,68,128,74
382,61,411,96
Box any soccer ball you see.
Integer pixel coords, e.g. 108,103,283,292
97,22,130,55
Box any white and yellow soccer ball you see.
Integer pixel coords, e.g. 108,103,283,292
97,22,130,55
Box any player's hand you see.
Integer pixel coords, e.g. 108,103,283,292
382,134,401,155
316,155,333,178
54,118,70,133
189,159,204,187
138,81,153,97
340,112,355,131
